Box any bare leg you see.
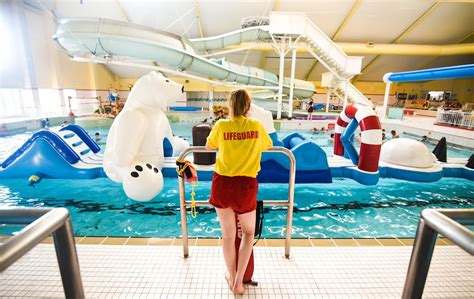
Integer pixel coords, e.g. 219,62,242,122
215,207,237,292
233,210,256,294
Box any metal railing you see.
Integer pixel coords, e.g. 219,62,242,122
435,109,473,129
177,146,296,258
0,208,84,299
402,209,474,299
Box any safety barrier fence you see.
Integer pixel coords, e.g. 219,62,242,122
177,146,296,258
0,208,84,299
402,209,474,299
435,110,473,129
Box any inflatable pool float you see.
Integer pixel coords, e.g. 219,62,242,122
0,124,105,179
333,104,382,185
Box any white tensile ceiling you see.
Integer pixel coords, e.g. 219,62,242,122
41,0,473,82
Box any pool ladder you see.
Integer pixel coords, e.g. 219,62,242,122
0,208,84,298
402,208,474,298
177,146,296,258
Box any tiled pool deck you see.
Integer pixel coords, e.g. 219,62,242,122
1,237,473,298
38,236,455,247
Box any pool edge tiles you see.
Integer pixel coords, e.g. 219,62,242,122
47,236,460,247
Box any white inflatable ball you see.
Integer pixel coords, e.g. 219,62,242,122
122,162,163,202
380,138,437,168
172,136,190,157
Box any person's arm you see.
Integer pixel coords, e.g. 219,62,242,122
206,121,220,150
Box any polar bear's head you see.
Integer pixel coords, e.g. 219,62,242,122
126,71,184,109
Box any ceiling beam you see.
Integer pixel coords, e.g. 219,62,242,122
272,0,280,11
352,2,441,82
193,0,205,38
415,31,474,70
332,0,363,41
437,0,474,2
305,0,362,81
219,42,474,56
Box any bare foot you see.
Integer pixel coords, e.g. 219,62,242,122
225,272,234,292
233,281,245,295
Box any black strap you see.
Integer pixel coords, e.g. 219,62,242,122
176,160,194,180
253,200,264,245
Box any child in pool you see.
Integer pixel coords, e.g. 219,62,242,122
328,133,335,143
206,89,272,295
390,130,399,139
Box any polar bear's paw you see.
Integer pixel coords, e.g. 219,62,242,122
123,162,163,202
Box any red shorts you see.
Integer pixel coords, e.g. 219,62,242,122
209,173,258,215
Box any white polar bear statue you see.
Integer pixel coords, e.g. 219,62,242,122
248,102,281,146
248,103,275,134
103,71,189,202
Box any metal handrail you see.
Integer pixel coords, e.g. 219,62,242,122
0,208,84,299
177,146,296,258
402,209,474,299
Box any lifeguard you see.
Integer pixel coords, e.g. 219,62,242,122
206,89,272,295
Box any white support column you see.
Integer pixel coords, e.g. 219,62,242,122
288,47,296,119
342,81,348,108
325,88,330,113
58,88,67,116
382,73,393,120
382,82,391,120
276,41,285,120
208,90,214,113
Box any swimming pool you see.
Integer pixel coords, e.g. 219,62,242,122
0,116,473,238
168,111,472,158
1,176,472,238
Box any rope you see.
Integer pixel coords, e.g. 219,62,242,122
190,181,197,218
176,160,198,218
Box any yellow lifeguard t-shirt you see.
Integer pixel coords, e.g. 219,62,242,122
207,116,273,178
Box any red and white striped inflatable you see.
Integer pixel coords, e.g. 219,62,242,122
334,104,382,173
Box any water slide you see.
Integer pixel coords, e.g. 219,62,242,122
53,18,312,98
0,125,105,179
52,12,371,106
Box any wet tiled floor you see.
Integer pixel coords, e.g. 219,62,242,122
1,241,472,298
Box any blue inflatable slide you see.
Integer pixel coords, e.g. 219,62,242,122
0,125,105,179
258,132,332,183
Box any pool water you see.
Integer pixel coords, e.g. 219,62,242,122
1,177,472,238
0,115,473,238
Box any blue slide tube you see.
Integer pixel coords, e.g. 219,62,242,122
388,64,474,83
340,119,359,166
